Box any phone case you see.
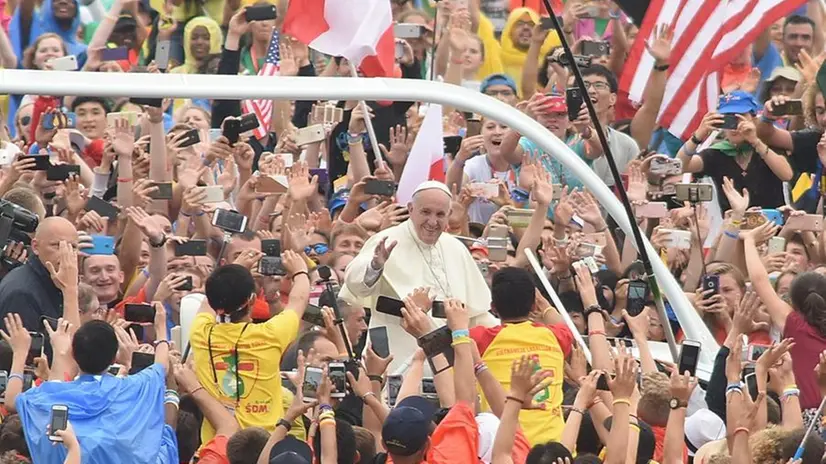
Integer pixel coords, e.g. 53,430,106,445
375,296,405,317
245,4,277,21
155,40,171,70
364,180,396,196
468,182,498,199
295,124,326,146
201,186,224,203
101,46,129,61
261,239,281,257
86,196,119,219
768,236,786,254
175,240,207,256
506,209,533,227
48,55,78,71
637,202,668,218
88,235,115,255
394,23,423,39
256,175,289,194
785,214,822,231
150,182,174,200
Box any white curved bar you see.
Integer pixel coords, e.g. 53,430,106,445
1,70,719,363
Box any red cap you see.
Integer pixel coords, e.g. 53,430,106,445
541,95,567,114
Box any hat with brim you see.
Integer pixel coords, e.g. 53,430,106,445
717,90,760,114
269,436,313,464
766,66,801,83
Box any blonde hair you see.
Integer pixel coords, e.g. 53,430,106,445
637,372,670,427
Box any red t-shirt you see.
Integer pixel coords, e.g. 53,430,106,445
197,435,229,464
784,311,826,409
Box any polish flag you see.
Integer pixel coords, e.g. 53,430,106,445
397,105,445,204
283,0,395,78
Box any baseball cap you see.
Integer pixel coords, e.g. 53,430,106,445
382,396,438,456
765,66,801,84
717,90,760,114
480,73,517,95
269,436,313,464
541,95,567,114
684,409,726,456
328,188,351,214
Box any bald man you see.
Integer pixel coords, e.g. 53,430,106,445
342,181,497,371
0,217,79,332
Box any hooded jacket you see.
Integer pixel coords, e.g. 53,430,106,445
499,7,560,94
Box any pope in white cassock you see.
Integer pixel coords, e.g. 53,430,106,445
341,180,498,372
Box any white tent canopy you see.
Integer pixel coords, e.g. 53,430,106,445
0,70,718,374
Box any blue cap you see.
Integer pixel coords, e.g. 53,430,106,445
480,73,517,95
269,436,312,464
382,396,437,456
717,91,760,114
328,188,351,214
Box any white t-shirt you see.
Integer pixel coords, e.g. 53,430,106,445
591,128,639,186
463,155,514,224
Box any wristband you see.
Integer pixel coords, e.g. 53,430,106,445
690,133,703,145
629,423,641,432
318,403,333,413
726,387,743,397
506,395,524,404
361,391,377,402
276,418,293,431
760,114,776,124
726,383,742,391
154,339,170,349
8,373,24,383
569,406,585,416
613,398,631,407
190,386,205,396
451,337,472,347
733,427,750,436
451,329,470,339
588,329,606,336
474,361,488,375
318,410,335,421
291,271,309,281
584,304,602,318
165,389,179,397
784,384,798,390
368,374,384,383
653,63,670,72
594,224,608,233
724,230,739,239
117,177,133,183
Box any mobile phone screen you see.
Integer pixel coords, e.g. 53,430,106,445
49,405,68,441
302,367,323,401
369,327,390,358
678,341,701,377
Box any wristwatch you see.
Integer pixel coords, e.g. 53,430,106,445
669,398,688,410
276,418,292,431
149,233,167,248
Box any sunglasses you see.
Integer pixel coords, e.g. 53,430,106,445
305,243,329,255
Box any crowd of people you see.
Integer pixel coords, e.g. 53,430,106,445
1,0,826,463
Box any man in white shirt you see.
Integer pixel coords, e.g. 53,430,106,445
342,181,497,371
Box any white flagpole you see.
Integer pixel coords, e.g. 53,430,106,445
349,67,386,169
525,249,593,365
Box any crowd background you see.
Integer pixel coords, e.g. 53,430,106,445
1,0,826,463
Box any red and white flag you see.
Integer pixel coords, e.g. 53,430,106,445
241,30,280,139
619,0,805,140
282,0,395,77
397,104,445,203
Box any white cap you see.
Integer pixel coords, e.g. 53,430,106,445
684,409,726,456
412,180,452,198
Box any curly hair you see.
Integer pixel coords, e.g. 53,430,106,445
22,33,68,70
789,272,826,337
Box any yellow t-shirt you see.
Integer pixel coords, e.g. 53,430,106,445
470,321,573,445
191,310,299,443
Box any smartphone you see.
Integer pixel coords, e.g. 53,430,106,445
245,4,277,21
421,377,437,396
107,111,139,127
149,182,174,200
761,209,784,226
46,164,80,181
768,236,786,254
770,99,803,116
155,40,171,71
178,275,193,291
27,332,44,366
466,118,482,137
596,371,610,391
40,315,59,332
101,46,129,61
22,373,32,391
25,154,51,171
431,301,446,319
674,183,713,202
566,88,584,121
47,55,78,71
375,295,405,317
208,128,222,143
48,405,69,442
329,362,347,398
369,327,391,358
125,303,155,323
201,185,224,203
394,40,405,60
581,40,610,56
394,23,424,39
259,255,286,276
0,143,21,166
741,210,767,230
294,124,326,146
477,261,489,277
663,229,692,250
540,16,556,30
649,157,683,177
785,214,822,232
261,239,281,257
88,235,115,255
717,114,740,130
0,370,7,397
130,351,154,374
309,168,329,186
677,340,701,377
43,112,76,130
130,96,163,108
302,366,324,402
177,128,200,148
746,344,770,363
576,242,602,258
85,195,119,219
107,364,123,376
469,182,498,199
387,374,403,407
174,239,207,256
238,113,260,134
212,209,248,233
418,326,452,359
701,274,720,296
744,371,758,400
364,180,396,197
626,280,648,317
443,136,462,156
302,304,326,326
637,201,668,218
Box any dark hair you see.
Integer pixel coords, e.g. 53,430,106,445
789,272,826,337
175,410,200,464
788,233,811,260
353,426,376,464
227,427,269,464
526,442,574,464
205,264,255,320
72,319,118,374
784,15,816,31
0,415,29,458
71,96,112,114
0,340,11,372
313,418,357,464
573,455,603,464
492,267,535,320
280,331,329,371
779,427,824,464
581,64,618,93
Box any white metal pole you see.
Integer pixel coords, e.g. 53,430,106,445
349,67,385,170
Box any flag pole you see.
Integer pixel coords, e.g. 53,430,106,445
349,67,386,170
538,0,679,360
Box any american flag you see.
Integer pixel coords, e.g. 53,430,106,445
619,0,805,140
242,30,280,140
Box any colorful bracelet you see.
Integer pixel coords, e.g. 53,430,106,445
629,423,641,433
784,384,799,391
451,337,472,347
318,403,333,413
588,329,606,336
474,362,488,376
451,329,470,339
730,218,743,226
782,388,800,400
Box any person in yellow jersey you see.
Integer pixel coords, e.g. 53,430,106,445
498,7,560,97
189,249,309,443
470,266,573,446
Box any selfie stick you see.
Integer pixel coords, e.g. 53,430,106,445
538,1,679,359
348,68,386,170
793,395,826,459
526,249,593,364
319,267,355,360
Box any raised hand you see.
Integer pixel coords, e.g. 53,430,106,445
111,116,135,157
125,206,164,244
444,298,469,332
45,240,78,291
669,368,697,404
645,24,673,64
509,355,553,409
608,347,638,400
739,221,779,244
0,313,31,357
371,237,397,270
721,176,750,217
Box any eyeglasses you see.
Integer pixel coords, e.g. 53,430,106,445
582,81,610,91
486,89,515,97
305,243,329,255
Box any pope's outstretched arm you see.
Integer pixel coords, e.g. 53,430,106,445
344,235,398,298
